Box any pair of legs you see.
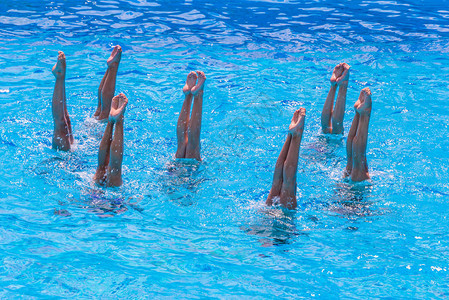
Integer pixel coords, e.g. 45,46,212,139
93,93,128,187
321,63,350,134
344,88,372,182
51,45,122,149
266,108,306,210
52,51,74,151
175,71,206,161
94,45,122,121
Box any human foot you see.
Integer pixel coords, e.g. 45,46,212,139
191,71,206,96
288,108,306,136
109,93,128,123
52,51,66,79
330,63,350,86
107,45,122,67
354,88,372,115
183,71,198,95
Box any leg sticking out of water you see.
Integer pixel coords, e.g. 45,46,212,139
186,71,206,161
175,71,206,161
94,93,128,187
344,88,371,181
107,93,128,187
266,108,306,210
94,68,108,118
95,45,122,121
51,51,73,151
321,63,350,134
175,71,197,158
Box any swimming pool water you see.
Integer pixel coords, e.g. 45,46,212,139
1,0,449,298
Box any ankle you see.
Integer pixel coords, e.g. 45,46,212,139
291,130,303,138
107,62,119,69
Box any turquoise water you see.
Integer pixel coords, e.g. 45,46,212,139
1,0,449,298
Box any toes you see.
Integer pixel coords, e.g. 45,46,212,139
122,95,129,105
299,107,306,116
113,45,122,53
118,93,128,105
362,87,371,96
188,71,197,79
196,70,206,79
359,89,370,101
293,109,300,120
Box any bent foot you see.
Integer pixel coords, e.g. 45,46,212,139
191,71,206,96
330,63,350,86
288,107,306,136
183,71,198,95
109,93,128,123
354,87,372,115
107,45,122,67
52,51,66,79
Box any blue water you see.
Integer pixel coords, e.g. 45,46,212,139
1,0,449,298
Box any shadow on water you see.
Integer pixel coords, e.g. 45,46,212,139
157,158,210,206
302,133,345,166
327,180,383,220
54,187,144,218
242,207,304,248
80,188,129,217
33,154,89,183
34,153,143,218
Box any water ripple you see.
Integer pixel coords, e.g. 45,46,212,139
1,0,449,298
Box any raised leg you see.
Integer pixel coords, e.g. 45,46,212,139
94,68,109,117
107,93,128,187
94,121,113,185
321,63,350,134
61,75,74,145
175,71,197,158
266,134,292,206
331,65,349,134
279,108,306,210
186,71,206,161
350,88,372,182
321,85,337,133
96,46,122,121
65,108,74,144
51,51,72,151
344,112,360,177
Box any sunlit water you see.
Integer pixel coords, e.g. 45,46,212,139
1,0,449,298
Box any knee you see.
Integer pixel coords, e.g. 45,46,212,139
52,135,70,151
322,127,332,134
332,121,343,133
279,193,297,210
